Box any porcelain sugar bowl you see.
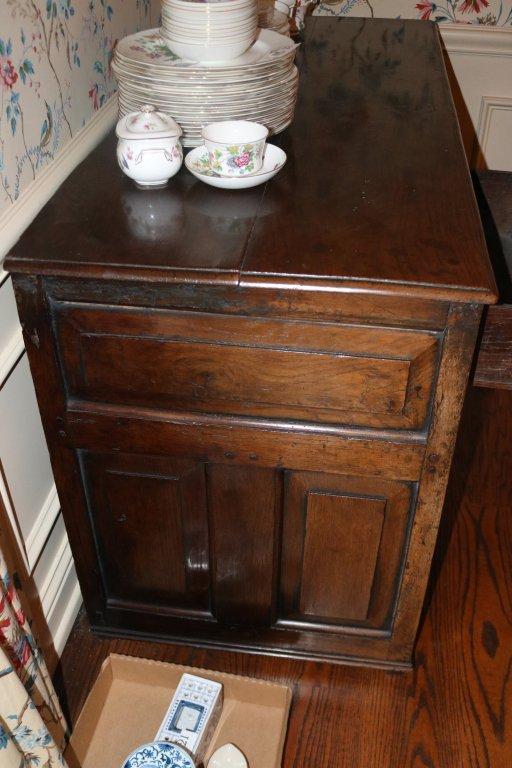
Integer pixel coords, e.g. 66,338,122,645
116,105,183,189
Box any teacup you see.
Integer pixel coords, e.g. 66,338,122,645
202,120,268,177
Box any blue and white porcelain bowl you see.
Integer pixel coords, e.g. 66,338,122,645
122,741,196,768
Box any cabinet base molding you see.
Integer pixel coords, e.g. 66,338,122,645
89,624,414,672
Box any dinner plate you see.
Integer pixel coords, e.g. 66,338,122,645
117,85,297,111
115,28,296,70
114,74,298,100
115,61,297,87
118,97,295,115
113,63,295,89
185,143,286,188
113,52,295,80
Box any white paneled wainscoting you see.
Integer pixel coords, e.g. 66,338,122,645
441,25,512,172
0,278,83,659
0,97,117,657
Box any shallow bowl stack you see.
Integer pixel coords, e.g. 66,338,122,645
161,0,259,62
113,28,298,147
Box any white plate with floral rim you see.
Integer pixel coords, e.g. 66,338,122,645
113,54,295,80
114,66,298,96
115,28,297,71
185,143,286,188
115,75,297,100
118,91,297,116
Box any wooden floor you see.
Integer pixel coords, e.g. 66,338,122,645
54,386,512,768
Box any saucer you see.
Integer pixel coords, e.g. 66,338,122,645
185,143,286,189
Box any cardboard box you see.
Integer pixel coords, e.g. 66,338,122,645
65,654,292,768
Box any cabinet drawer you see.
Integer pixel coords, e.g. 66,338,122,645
54,303,439,430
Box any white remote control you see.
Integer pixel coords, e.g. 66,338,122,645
156,673,223,764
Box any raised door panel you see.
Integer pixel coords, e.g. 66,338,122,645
279,471,414,634
82,452,211,617
300,492,385,622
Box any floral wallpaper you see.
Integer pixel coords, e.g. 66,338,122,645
312,0,512,26
0,0,159,215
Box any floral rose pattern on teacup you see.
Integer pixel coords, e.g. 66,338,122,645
208,143,262,175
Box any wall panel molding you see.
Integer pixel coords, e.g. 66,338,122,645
439,25,512,170
0,328,24,387
0,95,118,281
441,25,512,57
35,515,82,657
25,483,61,572
475,95,512,171
50,576,82,658
0,464,27,571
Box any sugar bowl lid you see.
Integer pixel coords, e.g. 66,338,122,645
116,104,182,140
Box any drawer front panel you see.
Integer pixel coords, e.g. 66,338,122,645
55,303,439,430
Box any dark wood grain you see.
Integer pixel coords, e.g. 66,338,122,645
63,401,426,481
208,465,279,627
390,303,483,660
54,388,512,768
53,301,439,429
473,171,512,389
300,492,385,621
242,20,495,303
82,453,211,614
5,19,496,304
475,171,512,296
280,470,412,632
44,276,452,330
475,305,512,389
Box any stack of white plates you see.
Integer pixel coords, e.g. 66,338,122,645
113,28,299,147
161,0,258,62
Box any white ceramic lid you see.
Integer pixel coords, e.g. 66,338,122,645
116,104,182,139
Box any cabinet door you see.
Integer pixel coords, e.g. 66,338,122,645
279,470,413,633
82,452,211,618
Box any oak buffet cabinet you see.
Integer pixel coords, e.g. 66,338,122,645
6,18,497,668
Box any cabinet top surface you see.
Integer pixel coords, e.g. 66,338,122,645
5,17,497,303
